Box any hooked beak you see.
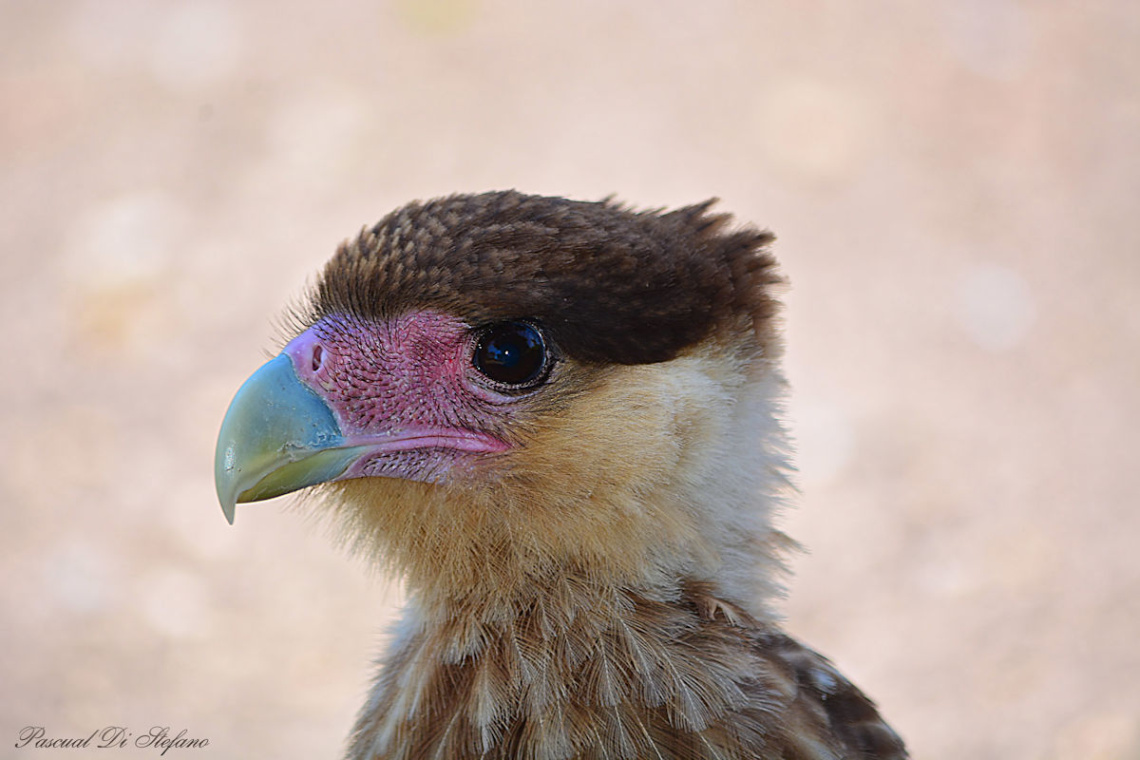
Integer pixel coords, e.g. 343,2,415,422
214,354,369,524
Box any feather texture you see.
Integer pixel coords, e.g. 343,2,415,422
347,582,906,760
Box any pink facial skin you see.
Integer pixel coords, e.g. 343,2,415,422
281,311,520,485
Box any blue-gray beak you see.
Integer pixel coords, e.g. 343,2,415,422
214,354,369,524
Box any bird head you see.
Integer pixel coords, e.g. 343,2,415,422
215,191,791,614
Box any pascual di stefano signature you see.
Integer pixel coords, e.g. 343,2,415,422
16,726,208,755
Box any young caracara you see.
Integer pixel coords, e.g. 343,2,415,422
215,191,908,759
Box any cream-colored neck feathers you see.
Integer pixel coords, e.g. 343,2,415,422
322,334,793,623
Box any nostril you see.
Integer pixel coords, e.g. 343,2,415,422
311,345,324,373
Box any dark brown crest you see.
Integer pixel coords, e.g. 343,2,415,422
313,191,781,365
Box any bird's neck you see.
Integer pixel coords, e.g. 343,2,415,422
410,564,724,634
349,573,764,760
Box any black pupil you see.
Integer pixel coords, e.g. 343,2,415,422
475,322,547,386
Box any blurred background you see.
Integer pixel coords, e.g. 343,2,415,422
2,1,1138,758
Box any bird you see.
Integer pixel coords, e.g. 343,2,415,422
214,190,909,760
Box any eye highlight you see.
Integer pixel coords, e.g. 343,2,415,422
473,321,550,389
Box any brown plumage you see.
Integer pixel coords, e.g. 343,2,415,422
215,191,908,759
314,192,782,364
347,580,907,759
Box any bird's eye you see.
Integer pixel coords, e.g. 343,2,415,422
473,321,550,389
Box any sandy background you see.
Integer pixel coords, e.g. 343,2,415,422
2,1,1138,758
